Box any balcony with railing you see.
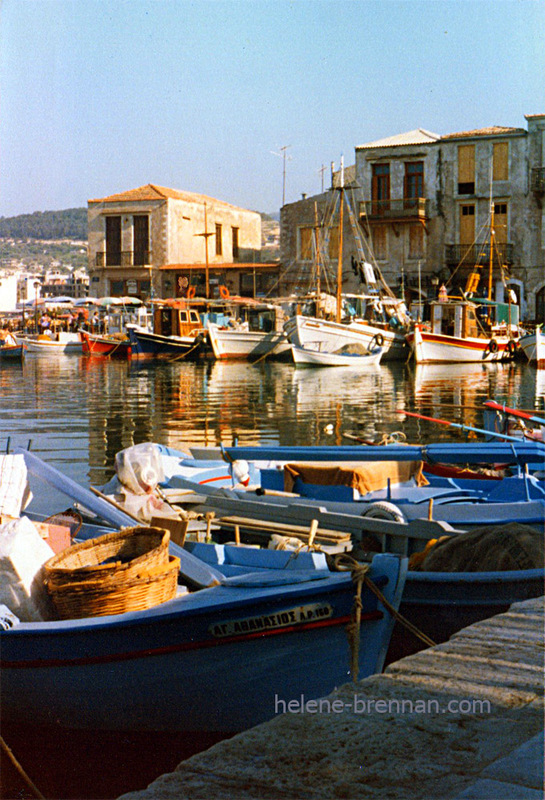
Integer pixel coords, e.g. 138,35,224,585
445,243,514,268
95,251,151,268
530,167,545,194
359,198,429,222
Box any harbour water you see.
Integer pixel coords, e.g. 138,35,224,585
1,354,544,799
1,354,543,503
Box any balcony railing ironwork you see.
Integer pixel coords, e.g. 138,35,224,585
360,198,429,220
445,243,514,268
530,167,545,194
95,251,151,268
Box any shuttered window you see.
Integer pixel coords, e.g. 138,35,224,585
408,225,424,258
373,226,387,260
299,227,313,260
458,145,475,194
493,142,509,181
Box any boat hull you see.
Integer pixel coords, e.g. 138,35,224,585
519,329,545,367
128,327,203,358
406,325,511,363
0,343,23,360
19,332,82,354
291,343,383,368
79,330,131,357
284,315,407,361
207,322,291,360
0,553,404,733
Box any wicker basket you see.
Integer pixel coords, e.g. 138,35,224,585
47,556,181,619
44,526,170,587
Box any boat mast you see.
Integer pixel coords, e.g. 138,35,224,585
336,157,344,323
313,201,321,316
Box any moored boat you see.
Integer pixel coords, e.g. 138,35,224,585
291,341,383,368
79,329,131,357
207,301,291,361
19,332,82,355
0,333,23,361
518,326,545,367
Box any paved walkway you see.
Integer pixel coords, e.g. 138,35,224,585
119,596,544,800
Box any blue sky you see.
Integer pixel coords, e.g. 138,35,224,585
0,0,543,218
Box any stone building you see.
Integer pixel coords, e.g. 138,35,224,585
88,184,279,300
280,114,545,321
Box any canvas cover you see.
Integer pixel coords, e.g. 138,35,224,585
283,460,428,494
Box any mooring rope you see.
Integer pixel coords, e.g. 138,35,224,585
0,736,46,800
333,554,437,683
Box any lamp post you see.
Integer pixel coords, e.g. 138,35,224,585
33,281,41,333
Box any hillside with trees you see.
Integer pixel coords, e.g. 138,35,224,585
0,208,87,240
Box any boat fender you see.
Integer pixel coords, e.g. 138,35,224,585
219,285,230,299
360,501,407,524
370,333,384,348
187,286,196,299
487,338,498,353
507,339,517,355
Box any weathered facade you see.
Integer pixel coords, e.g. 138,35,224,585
281,115,545,321
88,184,279,300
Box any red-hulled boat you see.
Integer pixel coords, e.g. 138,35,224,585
79,329,131,357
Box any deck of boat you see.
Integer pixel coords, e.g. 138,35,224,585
118,595,544,800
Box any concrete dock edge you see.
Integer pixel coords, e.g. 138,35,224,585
118,596,545,800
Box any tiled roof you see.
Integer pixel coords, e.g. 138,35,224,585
88,184,256,212
441,126,526,140
356,129,440,149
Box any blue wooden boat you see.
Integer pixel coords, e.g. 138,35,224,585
2,448,407,735
0,334,23,361
151,440,545,529
0,549,406,734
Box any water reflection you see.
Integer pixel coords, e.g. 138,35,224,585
0,355,542,494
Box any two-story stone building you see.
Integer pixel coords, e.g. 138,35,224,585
280,114,545,321
87,184,279,301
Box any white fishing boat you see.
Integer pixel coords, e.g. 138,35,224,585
285,305,407,361
282,157,412,362
406,301,516,363
19,332,82,355
291,341,383,368
207,302,291,361
518,327,545,367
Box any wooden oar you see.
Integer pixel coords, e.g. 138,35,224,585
395,409,530,443
483,400,545,426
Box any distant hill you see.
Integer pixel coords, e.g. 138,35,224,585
0,207,278,240
0,208,87,240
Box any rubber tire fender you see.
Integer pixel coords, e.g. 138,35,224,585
360,500,407,524
370,332,384,349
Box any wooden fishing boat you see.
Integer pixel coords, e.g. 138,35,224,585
0,333,23,361
283,159,411,361
518,326,545,367
207,302,291,361
19,332,82,355
405,300,519,363
291,342,383,368
2,450,407,735
128,300,206,358
79,329,131,357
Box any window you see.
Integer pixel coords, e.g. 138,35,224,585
133,215,149,265
460,204,475,245
408,225,424,259
458,145,475,194
215,223,222,256
405,162,424,202
299,226,313,260
493,142,509,181
373,225,387,260
494,203,508,244
372,163,390,214
105,216,121,266
232,227,239,259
